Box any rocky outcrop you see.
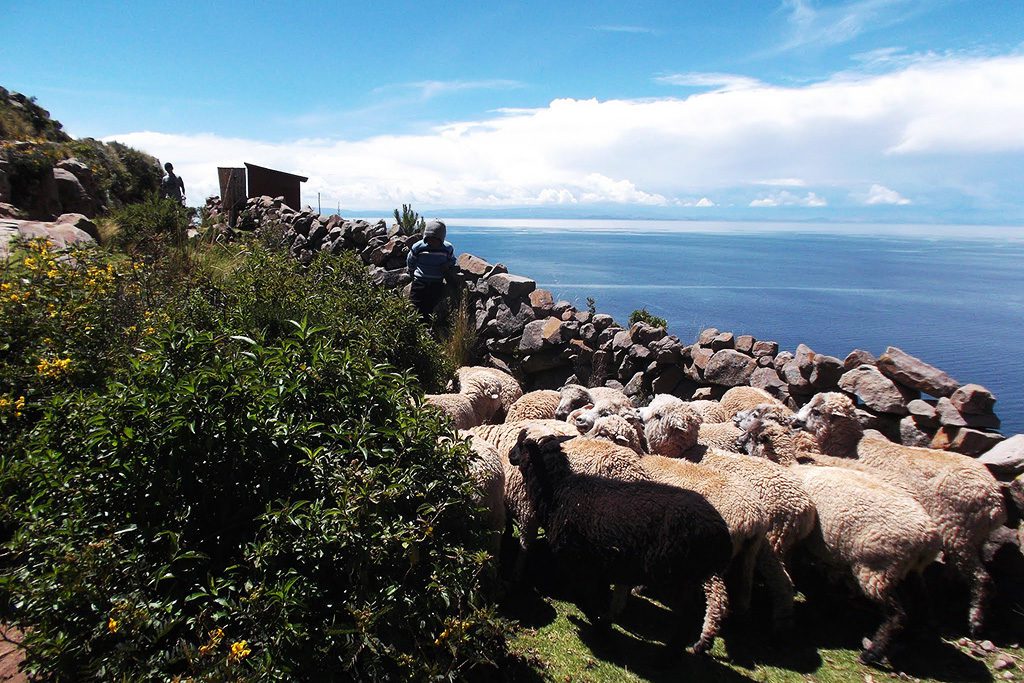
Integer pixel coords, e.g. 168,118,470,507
226,195,1015,463
0,215,96,259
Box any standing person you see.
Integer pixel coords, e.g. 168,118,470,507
160,162,186,206
407,219,456,323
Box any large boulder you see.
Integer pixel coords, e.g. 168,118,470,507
838,365,909,415
487,273,535,299
0,217,96,260
978,435,1024,477
704,349,756,387
55,213,98,240
876,346,959,397
950,384,996,415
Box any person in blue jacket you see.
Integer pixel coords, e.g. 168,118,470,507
406,219,456,322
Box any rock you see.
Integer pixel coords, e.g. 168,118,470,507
709,332,734,351
857,410,901,442
521,350,570,374
612,330,633,354
809,354,844,390
692,387,715,400
519,320,549,355
492,300,536,338
457,253,492,279
907,399,939,429
781,359,811,393
734,334,755,354
691,347,714,371
55,212,98,240
631,322,666,345
964,412,1002,431
794,344,816,374
574,310,593,325
704,349,756,387
773,351,794,373
627,344,653,365
53,167,96,216
949,428,1003,457
697,328,720,347
592,314,614,331
844,349,877,370
370,266,411,289
652,365,686,394
751,340,779,358
978,435,1024,476
950,384,997,415
0,202,26,219
838,365,909,414
580,322,598,344
527,288,554,314
623,372,646,397
900,416,932,447
749,366,787,396
876,346,959,397
756,355,774,367
552,300,574,317
1,217,95,259
935,397,968,427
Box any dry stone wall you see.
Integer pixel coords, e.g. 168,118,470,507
226,196,1018,472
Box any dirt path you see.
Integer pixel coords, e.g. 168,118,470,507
0,627,26,683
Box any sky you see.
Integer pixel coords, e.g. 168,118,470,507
2,0,1023,223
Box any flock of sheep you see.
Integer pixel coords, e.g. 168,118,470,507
425,367,1008,666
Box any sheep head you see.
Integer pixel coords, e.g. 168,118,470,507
640,394,701,457
734,411,795,464
586,414,647,454
555,384,592,420
792,392,861,456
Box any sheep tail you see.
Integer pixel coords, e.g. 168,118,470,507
692,573,728,655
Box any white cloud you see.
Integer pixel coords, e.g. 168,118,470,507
749,191,828,207
863,183,911,205
404,79,525,100
106,53,1024,212
656,72,763,91
695,197,716,207
779,0,925,52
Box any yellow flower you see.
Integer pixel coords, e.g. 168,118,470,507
0,283,9,292
9,294,19,303
143,327,156,336
227,640,251,663
23,257,38,270
46,268,59,279
107,618,119,633
36,357,73,378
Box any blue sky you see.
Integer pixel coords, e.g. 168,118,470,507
3,0,1023,222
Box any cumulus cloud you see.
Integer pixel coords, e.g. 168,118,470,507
749,191,828,207
106,53,1024,213
863,183,911,205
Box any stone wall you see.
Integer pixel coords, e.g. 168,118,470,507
225,195,1016,466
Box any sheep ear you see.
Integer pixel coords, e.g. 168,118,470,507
613,433,631,446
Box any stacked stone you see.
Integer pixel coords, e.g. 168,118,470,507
228,201,1018,468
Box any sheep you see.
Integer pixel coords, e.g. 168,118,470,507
469,419,584,579
719,386,792,420
508,424,733,656
459,431,507,556
736,413,941,664
424,378,501,430
639,396,816,628
688,399,730,424
554,384,632,421
505,389,560,422
454,366,523,422
791,391,1007,636
584,413,647,454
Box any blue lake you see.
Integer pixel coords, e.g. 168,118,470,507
444,219,1024,436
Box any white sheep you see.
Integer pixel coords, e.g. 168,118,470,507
458,431,507,556
791,391,1007,636
455,366,524,422
639,396,816,629
554,384,632,421
736,412,941,665
688,399,730,424
505,389,560,423
719,386,792,420
424,378,501,430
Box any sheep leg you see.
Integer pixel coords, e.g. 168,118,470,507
755,544,795,632
949,546,993,637
511,521,539,583
730,539,761,615
859,586,909,667
691,574,728,655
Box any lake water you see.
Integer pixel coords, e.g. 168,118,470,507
444,219,1024,436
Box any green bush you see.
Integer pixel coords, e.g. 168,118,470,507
110,194,190,252
176,245,453,392
393,204,426,237
628,307,668,330
0,239,160,441
1,321,505,680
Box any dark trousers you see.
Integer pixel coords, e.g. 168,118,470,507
410,278,445,322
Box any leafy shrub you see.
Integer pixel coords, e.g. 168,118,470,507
2,322,504,680
109,194,190,252
176,245,453,392
0,238,159,441
393,203,426,237
629,307,668,330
